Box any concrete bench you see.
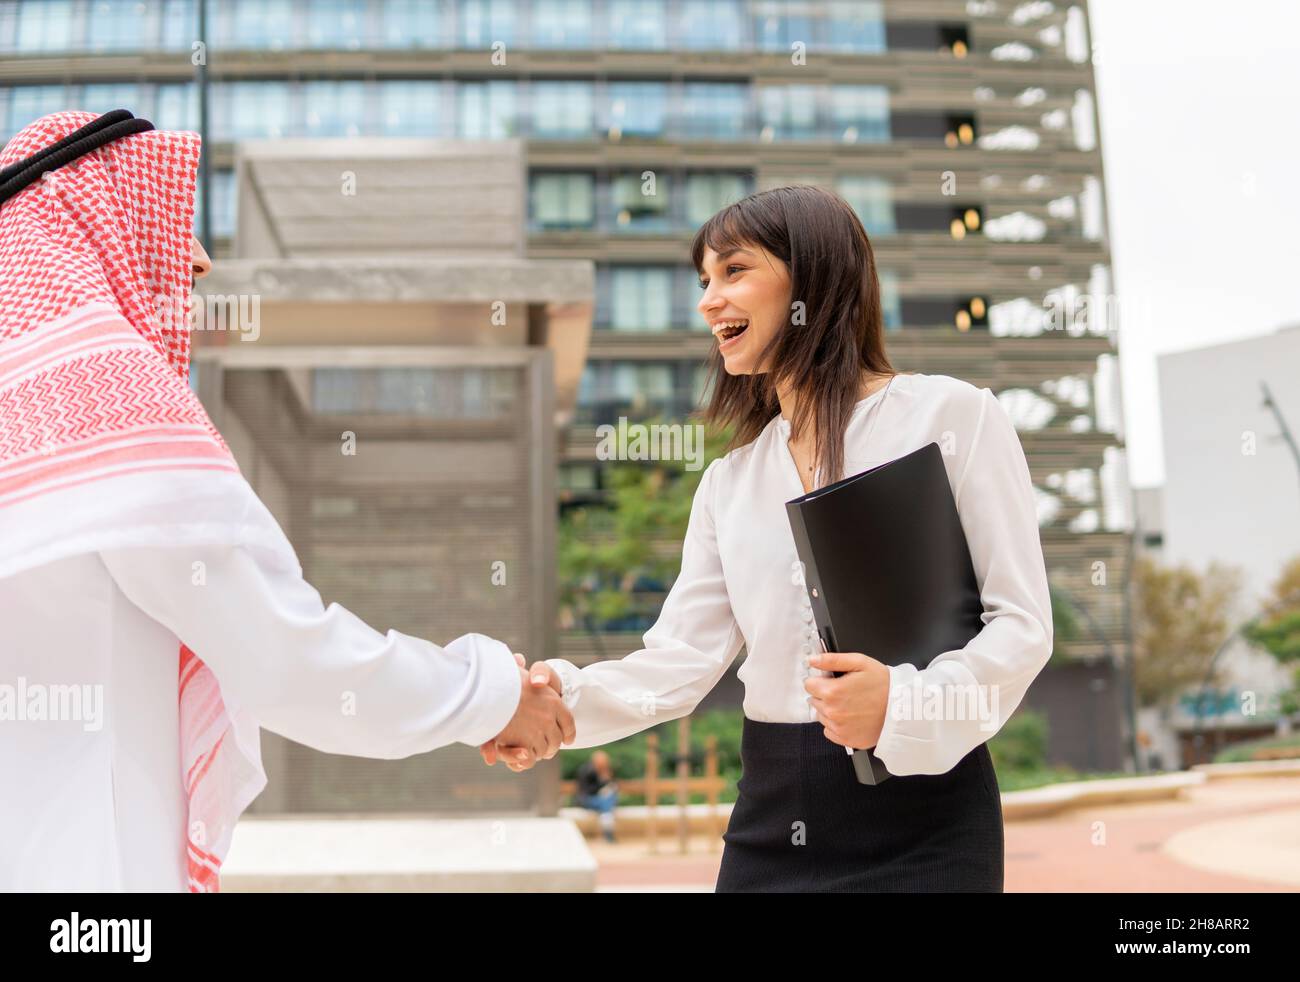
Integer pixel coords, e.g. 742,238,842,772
221,814,597,892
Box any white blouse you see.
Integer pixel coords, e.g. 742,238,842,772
0,545,522,891
544,372,1054,777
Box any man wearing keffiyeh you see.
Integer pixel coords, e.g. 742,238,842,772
0,111,573,892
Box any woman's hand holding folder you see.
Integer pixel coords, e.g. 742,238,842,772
804,650,891,750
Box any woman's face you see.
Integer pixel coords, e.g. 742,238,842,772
696,241,791,375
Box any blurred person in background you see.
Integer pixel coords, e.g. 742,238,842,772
573,750,619,843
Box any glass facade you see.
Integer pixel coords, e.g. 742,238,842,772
529,172,595,229
380,80,444,137
0,0,889,53
530,81,594,139
607,266,673,331
576,360,693,424
457,81,518,139
836,174,896,237
0,79,888,146
605,81,667,139
312,366,518,419
531,0,592,48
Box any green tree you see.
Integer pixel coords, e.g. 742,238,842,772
1241,555,1300,716
1131,555,1244,708
558,418,733,644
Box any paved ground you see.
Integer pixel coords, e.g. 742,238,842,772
587,775,1300,892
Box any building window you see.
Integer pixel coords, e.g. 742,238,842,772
217,0,294,49
459,0,517,47
380,81,443,136
381,0,441,47
830,85,890,143
195,168,237,240
559,462,599,493
531,0,592,48
611,171,671,231
80,83,144,118
759,85,820,141
885,21,969,55
835,175,896,237
86,0,156,51
878,269,903,331
576,361,693,424
303,81,367,137
610,362,676,415
531,172,595,229
605,81,667,140
155,83,198,130
752,1,813,53
606,0,665,50
457,80,518,138
3,85,68,141
313,367,517,419
678,82,748,140
823,0,885,53
14,0,74,52
685,172,749,226
692,361,714,405
675,0,743,50
215,82,293,140
158,0,195,49
531,81,594,139
304,0,369,49
608,267,674,331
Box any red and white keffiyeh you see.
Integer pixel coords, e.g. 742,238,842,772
0,112,298,892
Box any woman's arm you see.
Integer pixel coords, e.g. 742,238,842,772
539,457,746,750
98,542,530,759
871,386,1055,776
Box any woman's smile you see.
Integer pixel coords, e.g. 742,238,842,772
712,317,750,351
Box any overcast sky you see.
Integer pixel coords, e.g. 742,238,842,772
1088,0,1300,487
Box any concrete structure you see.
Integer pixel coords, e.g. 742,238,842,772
222,816,597,891
192,138,593,816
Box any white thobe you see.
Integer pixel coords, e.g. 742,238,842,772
0,544,522,891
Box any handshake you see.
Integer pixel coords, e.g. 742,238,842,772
478,653,575,772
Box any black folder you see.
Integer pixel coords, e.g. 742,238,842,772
785,441,985,785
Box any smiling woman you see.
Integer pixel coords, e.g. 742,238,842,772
490,184,1055,894
692,185,898,490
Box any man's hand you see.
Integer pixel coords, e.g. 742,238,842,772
480,661,570,771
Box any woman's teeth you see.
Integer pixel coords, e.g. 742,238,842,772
717,320,749,342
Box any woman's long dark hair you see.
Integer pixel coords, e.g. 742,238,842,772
690,184,898,488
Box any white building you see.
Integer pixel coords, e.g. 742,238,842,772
1141,324,1300,764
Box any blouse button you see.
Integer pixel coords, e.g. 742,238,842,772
801,643,812,656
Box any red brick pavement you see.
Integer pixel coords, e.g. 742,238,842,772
589,776,1300,892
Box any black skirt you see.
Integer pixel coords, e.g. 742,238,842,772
715,717,1004,892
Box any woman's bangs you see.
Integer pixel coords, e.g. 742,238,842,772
691,204,754,273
